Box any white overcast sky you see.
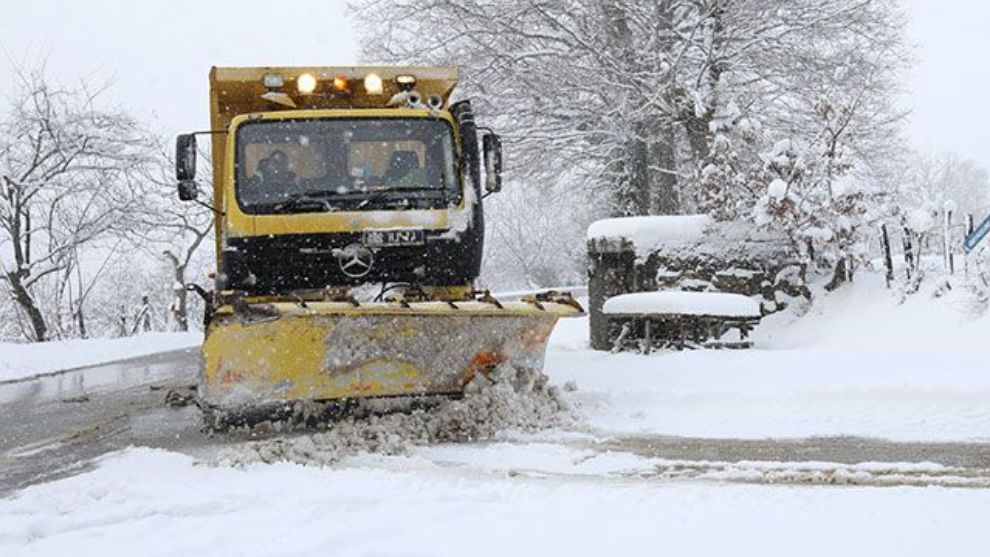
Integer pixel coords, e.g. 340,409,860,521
0,0,359,136
1,0,987,173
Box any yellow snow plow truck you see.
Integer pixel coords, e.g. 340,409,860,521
175,66,582,427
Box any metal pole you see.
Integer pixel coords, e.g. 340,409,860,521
944,209,954,275
965,214,975,278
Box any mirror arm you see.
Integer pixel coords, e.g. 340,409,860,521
188,130,228,137
193,198,225,216
185,283,212,303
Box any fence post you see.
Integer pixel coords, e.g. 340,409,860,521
880,223,894,288
117,305,128,337
902,224,914,281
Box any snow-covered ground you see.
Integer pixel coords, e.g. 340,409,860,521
3,447,989,557
549,274,990,442
2,274,990,556
0,332,201,383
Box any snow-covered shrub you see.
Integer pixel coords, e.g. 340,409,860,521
750,101,883,280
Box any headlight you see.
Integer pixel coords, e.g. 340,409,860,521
296,73,318,94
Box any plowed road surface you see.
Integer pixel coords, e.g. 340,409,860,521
2,352,990,497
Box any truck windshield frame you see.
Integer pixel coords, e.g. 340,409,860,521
233,117,461,214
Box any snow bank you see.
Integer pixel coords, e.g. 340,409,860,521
0,332,201,383
219,364,577,467
603,291,761,318
587,214,711,254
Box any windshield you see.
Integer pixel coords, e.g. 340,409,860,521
235,118,459,213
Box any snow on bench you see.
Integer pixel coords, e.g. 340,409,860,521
603,291,761,319
602,291,762,352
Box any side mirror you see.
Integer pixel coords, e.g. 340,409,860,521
178,180,199,201
175,134,198,201
482,133,503,194
176,134,198,181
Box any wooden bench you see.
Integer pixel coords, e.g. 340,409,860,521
603,292,762,353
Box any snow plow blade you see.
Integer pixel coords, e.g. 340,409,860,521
200,299,582,415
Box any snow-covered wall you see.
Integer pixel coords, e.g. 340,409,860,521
586,215,712,259
587,216,807,350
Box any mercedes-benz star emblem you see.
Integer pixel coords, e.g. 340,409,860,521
336,243,374,278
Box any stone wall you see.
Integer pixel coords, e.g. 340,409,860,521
587,219,807,351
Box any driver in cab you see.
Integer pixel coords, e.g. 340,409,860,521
252,149,297,187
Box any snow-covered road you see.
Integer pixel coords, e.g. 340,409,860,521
4,447,990,557
2,274,989,555
0,348,214,497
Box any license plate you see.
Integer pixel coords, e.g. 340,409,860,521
363,229,425,248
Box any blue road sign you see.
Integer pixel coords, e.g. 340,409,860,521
964,214,990,253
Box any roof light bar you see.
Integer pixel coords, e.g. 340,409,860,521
364,73,383,95
297,73,318,95
263,73,284,88
395,74,416,92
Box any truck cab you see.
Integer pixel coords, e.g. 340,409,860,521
176,67,502,295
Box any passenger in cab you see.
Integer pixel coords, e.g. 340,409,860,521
384,151,427,189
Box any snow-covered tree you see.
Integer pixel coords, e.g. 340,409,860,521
0,66,154,341
899,152,990,221
482,172,597,289
353,0,712,216
751,130,878,287
353,0,910,285
129,143,214,332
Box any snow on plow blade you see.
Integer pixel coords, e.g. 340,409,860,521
201,300,581,410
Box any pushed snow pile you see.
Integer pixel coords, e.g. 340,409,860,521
0,332,201,383
587,215,711,251
219,365,576,467
603,291,761,318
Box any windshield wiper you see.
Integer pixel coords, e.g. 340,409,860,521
272,191,339,212
357,187,445,209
